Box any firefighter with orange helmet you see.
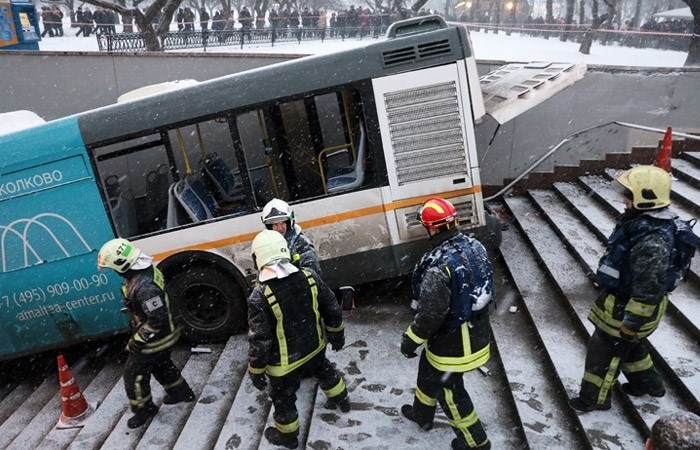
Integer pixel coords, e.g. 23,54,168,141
400,197,494,450
97,238,195,429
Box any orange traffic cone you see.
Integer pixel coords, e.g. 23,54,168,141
655,126,673,173
56,354,91,429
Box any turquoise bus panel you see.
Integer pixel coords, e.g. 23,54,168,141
0,117,127,360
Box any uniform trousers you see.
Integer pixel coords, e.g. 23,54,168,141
124,348,184,411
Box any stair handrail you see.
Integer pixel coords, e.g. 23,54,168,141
484,121,700,202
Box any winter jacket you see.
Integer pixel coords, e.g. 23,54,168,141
247,270,343,377
122,266,180,355
285,224,322,276
589,208,675,339
405,228,492,373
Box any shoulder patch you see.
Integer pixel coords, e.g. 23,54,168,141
144,296,164,312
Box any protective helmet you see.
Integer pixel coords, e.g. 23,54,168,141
418,197,458,232
616,165,671,210
251,229,290,270
261,198,294,229
97,238,141,273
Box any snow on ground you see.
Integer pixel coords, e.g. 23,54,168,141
36,20,689,68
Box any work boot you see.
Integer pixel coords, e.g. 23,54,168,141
451,438,491,449
263,427,299,449
127,402,158,429
621,383,666,398
163,382,196,405
325,395,351,413
401,404,433,431
568,397,611,412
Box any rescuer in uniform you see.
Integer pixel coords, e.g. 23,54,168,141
570,165,681,411
247,230,348,449
97,238,195,428
261,198,322,276
400,197,494,450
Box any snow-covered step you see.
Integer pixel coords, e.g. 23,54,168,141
70,355,133,449
490,253,587,449
672,157,700,189
36,355,124,450
212,366,271,449
173,336,248,450
503,195,644,449
303,304,463,449
527,189,700,421
137,345,223,448
99,346,192,450
0,376,46,429
0,353,104,449
681,152,700,166
6,352,115,450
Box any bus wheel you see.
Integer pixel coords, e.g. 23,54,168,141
167,266,246,343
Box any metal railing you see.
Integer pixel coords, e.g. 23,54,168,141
97,26,389,52
484,122,700,201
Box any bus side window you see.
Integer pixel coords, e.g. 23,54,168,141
93,135,172,237
167,119,249,221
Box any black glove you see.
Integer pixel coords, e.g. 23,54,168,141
249,371,267,391
400,333,419,358
137,326,156,342
327,332,345,351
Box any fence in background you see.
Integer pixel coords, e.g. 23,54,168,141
97,26,387,52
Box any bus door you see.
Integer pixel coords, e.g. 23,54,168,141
0,118,127,360
372,63,486,245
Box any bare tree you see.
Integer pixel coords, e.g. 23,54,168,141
79,0,185,50
578,0,613,53
560,0,575,41
684,0,700,66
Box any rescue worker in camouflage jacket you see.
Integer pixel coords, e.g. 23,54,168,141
247,230,348,449
98,238,195,429
400,197,494,450
261,198,322,276
570,165,677,411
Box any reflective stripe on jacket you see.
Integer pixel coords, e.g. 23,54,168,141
408,228,492,373
248,269,343,377
122,266,180,354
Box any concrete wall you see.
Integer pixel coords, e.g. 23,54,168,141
477,66,700,188
0,51,297,120
1,51,698,187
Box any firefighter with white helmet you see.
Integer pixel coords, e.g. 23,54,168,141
400,197,494,450
570,165,683,412
261,198,322,276
247,230,348,448
97,238,195,428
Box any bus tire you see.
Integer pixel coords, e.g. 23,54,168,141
167,265,247,343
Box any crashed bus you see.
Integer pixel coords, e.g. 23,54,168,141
0,16,585,361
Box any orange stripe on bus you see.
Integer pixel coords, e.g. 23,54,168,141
153,186,481,261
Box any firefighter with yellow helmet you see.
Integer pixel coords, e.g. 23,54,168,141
97,238,195,428
400,197,494,450
247,229,348,448
570,165,680,411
